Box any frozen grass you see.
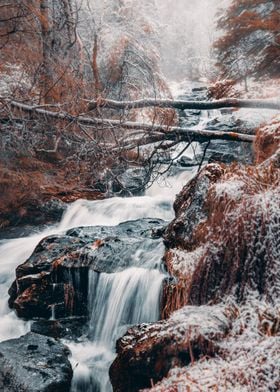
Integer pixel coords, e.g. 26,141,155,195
145,298,280,392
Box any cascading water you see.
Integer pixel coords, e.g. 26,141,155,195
0,166,194,391
70,267,165,392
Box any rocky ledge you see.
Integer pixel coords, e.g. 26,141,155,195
8,218,165,319
0,332,72,392
109,305,230,391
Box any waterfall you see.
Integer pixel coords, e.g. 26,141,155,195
69,267,165,392
0,171,193,391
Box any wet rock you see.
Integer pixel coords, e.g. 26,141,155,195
220,108,233,115
164,164,224,249
179,111,201,127
0,224,49,241
201,115,254,164
110,305,230,392
9,219,166,319
31,317,88,340
177,156,198,167
0,199,67,233
206,115,253,133
112,167,149,196
208,152,238,164
177,86,208,128
0,332,72,392
96,167,150,197
192,86,208,93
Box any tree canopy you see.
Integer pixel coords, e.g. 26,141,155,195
215,0,280,85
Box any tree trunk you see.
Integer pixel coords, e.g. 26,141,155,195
39,0,54,104
92,34,102,98
88,98,280,111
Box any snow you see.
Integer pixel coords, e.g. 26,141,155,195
0,64,32,98
260,114,280,135
169,247,205,276
147,298,280,392
214,179,245,200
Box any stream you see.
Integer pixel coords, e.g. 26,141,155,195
0,82,271,391
0,162,195,391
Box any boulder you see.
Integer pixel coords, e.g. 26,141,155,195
201,115,254,164
9,218,166,319
112,167,149,196
0,332,72,392
0,199,67,239
177,156,199,168
31,317,88,340
95,167,150,197
164,156,280,309
109,305,230,392
164,163,224,250
208,152,238,164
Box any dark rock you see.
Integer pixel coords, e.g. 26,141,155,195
110,305,230,392
164,164,224,249
0,224,49,241
177,156,199,167
220,108,233,115
206,115,254,133
192,86,208,92
9,219,166,319
111,167,149,196
201,115,254,164
0,332,72,392
31,317,88,340
96,167,150,197
179,111,201,127
208,152,238,164
0,199,67,233
176,87,208,128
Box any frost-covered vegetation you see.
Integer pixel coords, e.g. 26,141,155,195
147,299,280,392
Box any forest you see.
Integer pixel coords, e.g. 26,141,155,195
0,1,279,391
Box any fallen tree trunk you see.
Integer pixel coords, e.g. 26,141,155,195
1,98,254,146
88,97,280,111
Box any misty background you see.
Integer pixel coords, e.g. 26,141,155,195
77,0,229,89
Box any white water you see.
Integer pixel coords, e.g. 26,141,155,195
70,268,164,392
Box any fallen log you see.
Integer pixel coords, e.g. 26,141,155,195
1,98,254,146
88,97,280,111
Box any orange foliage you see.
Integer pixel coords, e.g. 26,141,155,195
254,116,280,164
215,0,280,80
0,1,86,112
208,80,238,99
